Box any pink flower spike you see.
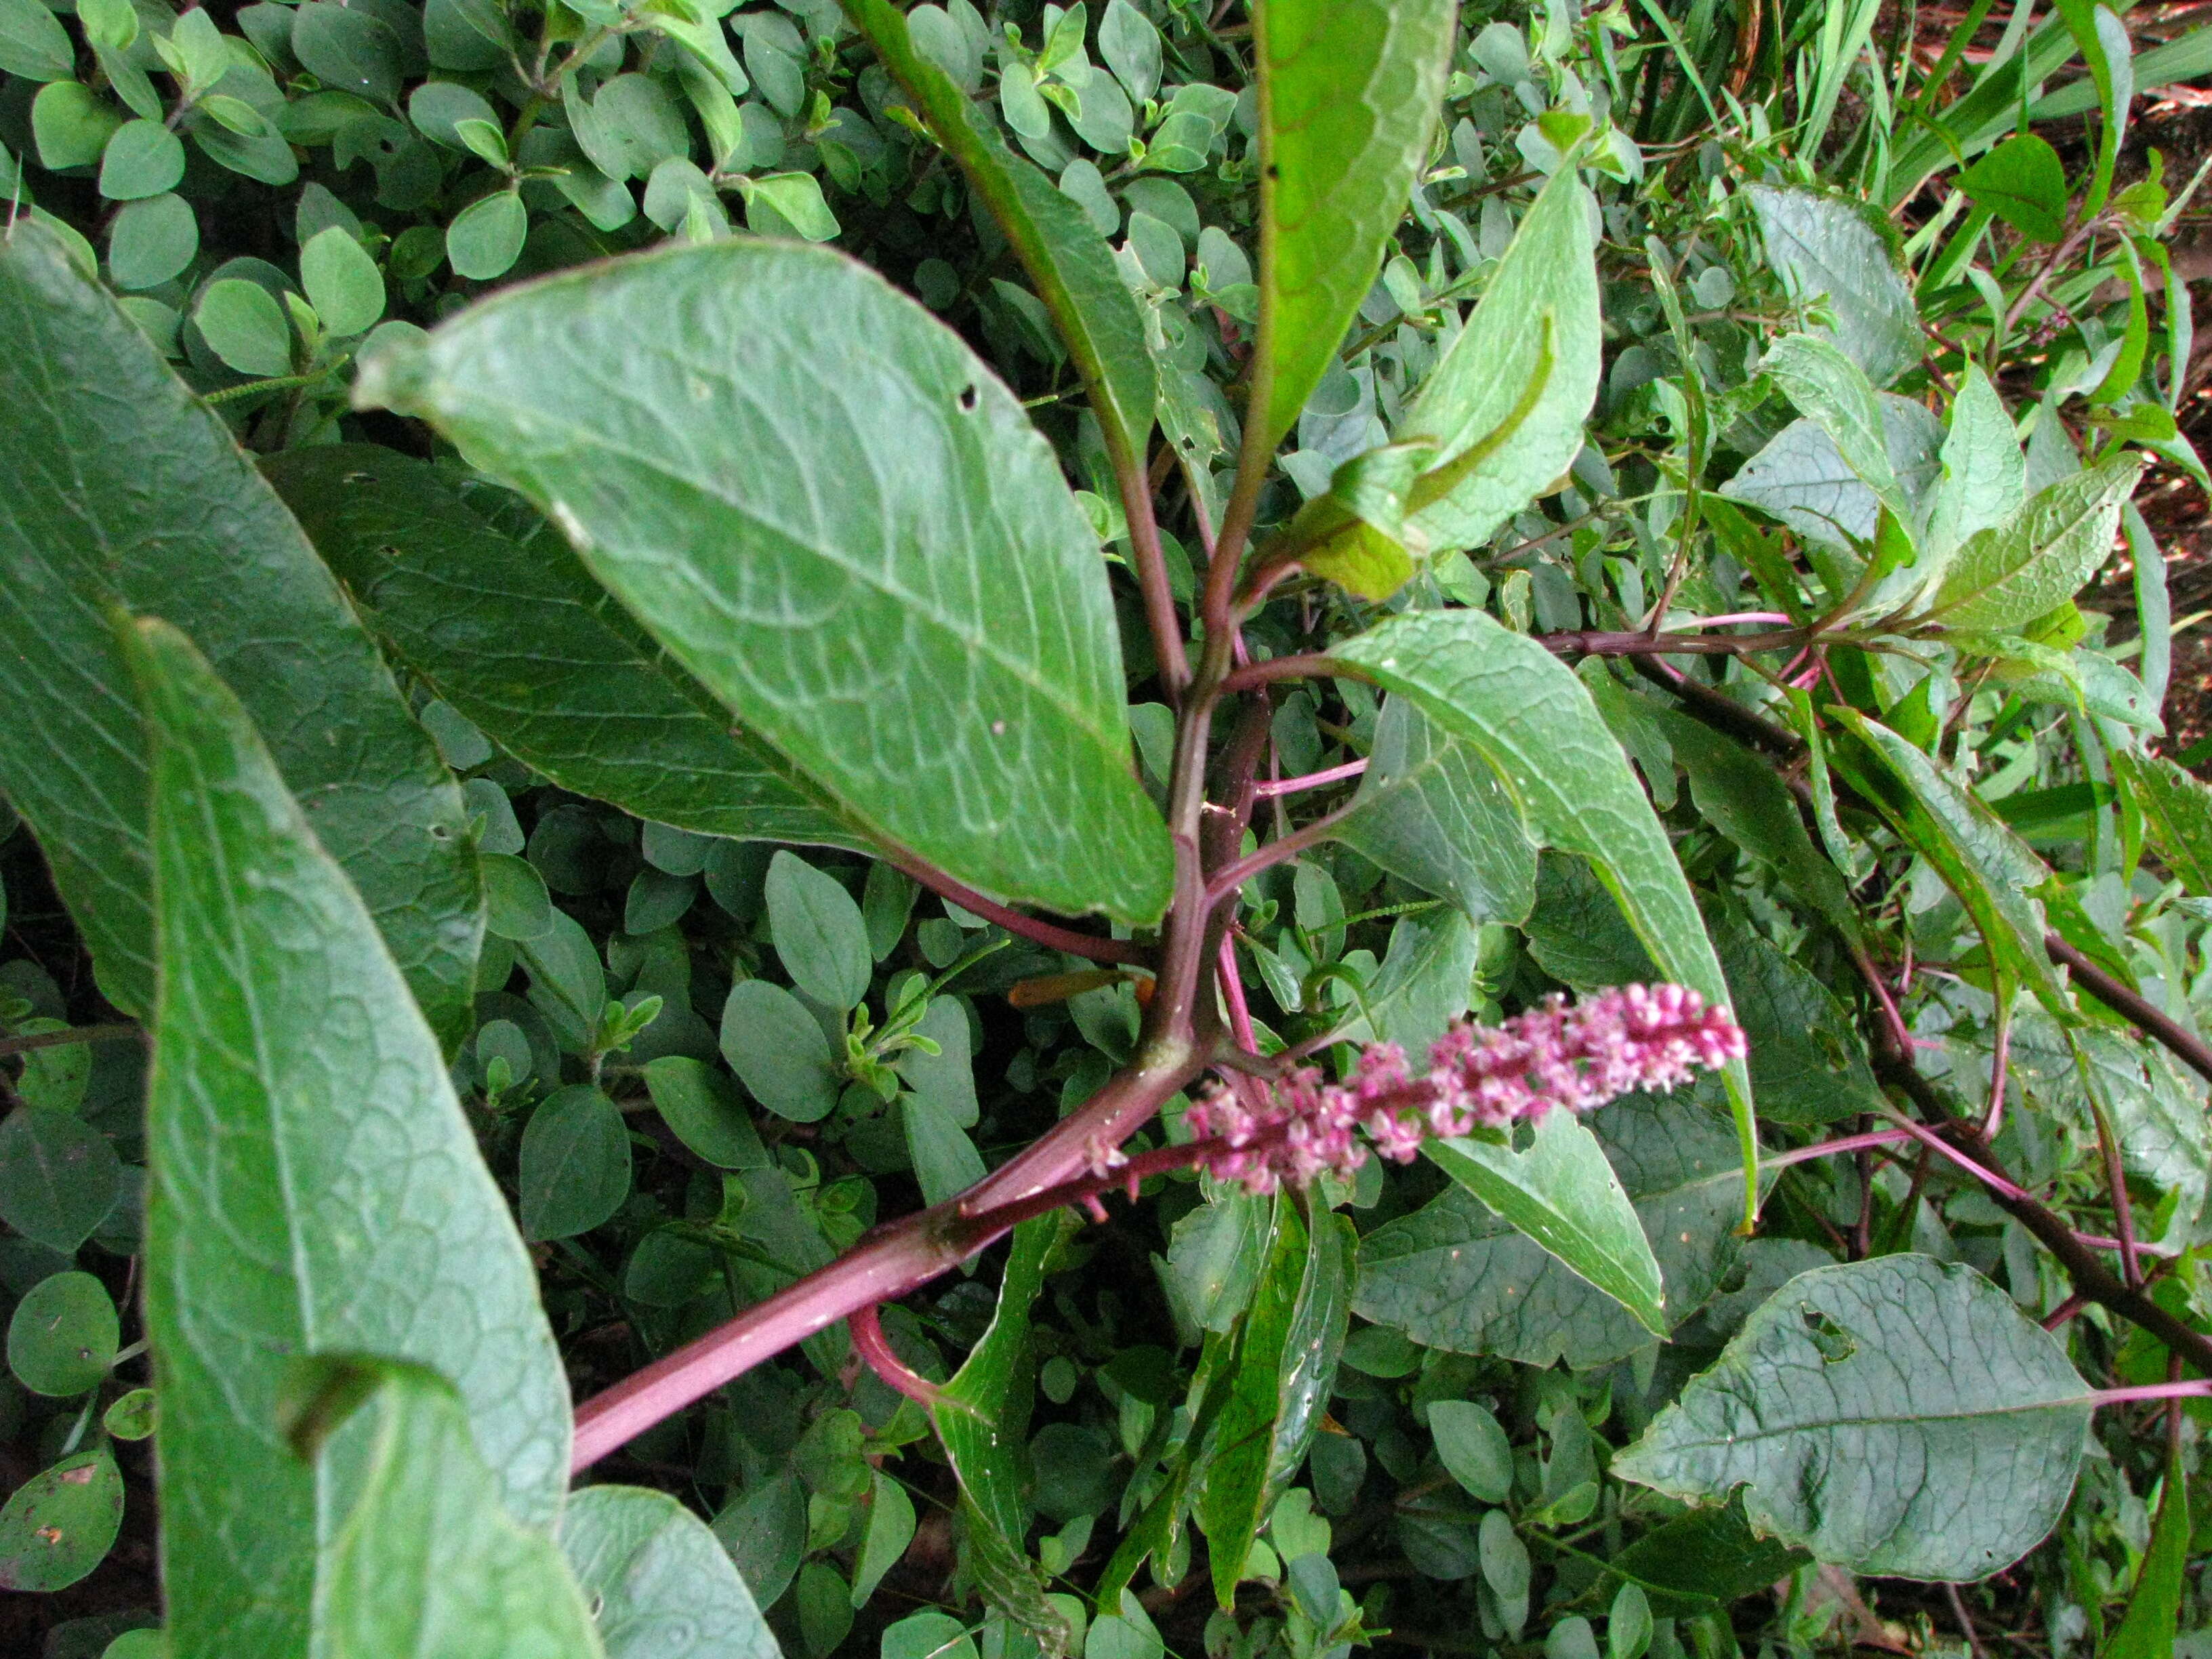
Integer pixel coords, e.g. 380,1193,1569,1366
1186,984,1744,1193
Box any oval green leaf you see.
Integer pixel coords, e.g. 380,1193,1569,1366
357,240,1173,925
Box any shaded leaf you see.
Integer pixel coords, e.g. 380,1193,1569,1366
0,225,481,1045
1334,696,1538,925
1614,1255,2090,1580
266,446,866,852
0,1452,123,1592
1356,1092,1747,1368
2114,750,2212,894
1425,1109,1666,1335
560,1484,781,1659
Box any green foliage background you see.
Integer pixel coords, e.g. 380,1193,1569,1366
2,0,2212,1655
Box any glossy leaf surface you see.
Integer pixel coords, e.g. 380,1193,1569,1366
360,241,1173,924
1250,0,1457,454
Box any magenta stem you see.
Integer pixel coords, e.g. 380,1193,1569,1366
848,1303,940,1406
1204,806,1356,906
1877,1111,2032,1202
2091,1379,2212,1405
1676,611,1793,628
887,852,1147,966
1251,759,1368,799
1218,935,1259,1054
1759,1127,1913,1170
1218,653,1345,697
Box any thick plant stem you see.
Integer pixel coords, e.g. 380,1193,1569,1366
0,1021,139,1057
2044,933,2212,1088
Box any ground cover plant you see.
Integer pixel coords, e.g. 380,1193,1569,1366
4,0,2212,1653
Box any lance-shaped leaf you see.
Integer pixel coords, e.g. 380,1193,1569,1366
1925,363,2026,567
266,446,867,851
1761,334,1908,525
2106,1448,2189,1659
294,1359,601,1659
1614,1255,2091,1581
1404,165,1601,556
930,1216,1071,1656
1924,454,2144,634
123,617,567,1657
1198,1202,1351,1608
842,0,1154,468
2114,750,2212,894
1658,712,1856,940
1423,1111,1666,1336
0,222,481,1045
1825,711,2072,1015
1356,1092,1748,1369
560,1484,781,1659
360,241,1174,926
1332,697,1538,926
1332,610,1757,1218
1247,0,1457,455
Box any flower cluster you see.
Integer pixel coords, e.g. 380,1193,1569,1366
1184,985,1747,1194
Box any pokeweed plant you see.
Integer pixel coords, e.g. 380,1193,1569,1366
5,0,2212,1654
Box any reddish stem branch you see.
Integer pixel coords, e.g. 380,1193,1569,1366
888,853,1147,966
1251,758,1368,799
1204,806,1356,906
2045,933,2212,1088
1539,626,1807,658
848,1302,940,1406
1218,653,1345,697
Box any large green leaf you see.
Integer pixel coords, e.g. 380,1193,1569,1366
842,0,1154,468
300,1359,602,1659
1925,363,2026,567
1759,334,1908,525
1334,697,1536,924
1746,186,1919,387
560,1485,781,1659
1614,1255,2091,1582
1355,1092,1747,1368
1248,0,1457,455
1719,396,1943,556
1332,610,1755,1210
1826,712,2072,1015
1423,1111,1666,1336
1403,165,1603,556
931,1216,1071,1656
2113,750,2212,893
123,617,567,1657
1715,916,1883,1126
359,240,1173,925
1198,1201,1351,1609
265,446,867,851
1925,455,2145,634
0,222,481,1044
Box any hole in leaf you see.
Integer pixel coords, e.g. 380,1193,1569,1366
1801,1307,1856,1363
956,384,979,412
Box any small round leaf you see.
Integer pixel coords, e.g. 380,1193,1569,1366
102,1387,157,1441
8,1271,120,1396
445,190,527,281
299,225,385,337
194,276,294,377
0,1450,125,1591
97,118,185,200
518,1084,631,1242
0,1107,122,1254
108,192,199,291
